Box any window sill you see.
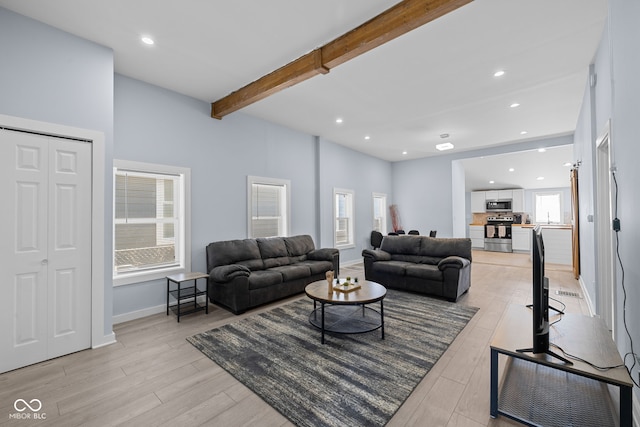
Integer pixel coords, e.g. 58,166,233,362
113,266,186,287
336,243,355,250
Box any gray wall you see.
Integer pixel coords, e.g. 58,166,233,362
574,0,640,401
113,76,394,316
0,7,115,336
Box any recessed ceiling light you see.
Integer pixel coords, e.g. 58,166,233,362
538,148,546,153
436,142,454,151
508,168,515,172
402,151,407,155
520,131,528,135
537,176,545,180
335,118,343,124
489,180,495,184
563,162,572,167
510,103,520,108
494,70,505,77
364,135,370,140
141,36,155,45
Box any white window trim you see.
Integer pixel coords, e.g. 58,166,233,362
372,192,388,235
113,159,191,286
334,187,355,249
247,176,291,238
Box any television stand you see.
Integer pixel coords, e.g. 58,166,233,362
526,302,564,315
490,304,633,427
515,346,573,365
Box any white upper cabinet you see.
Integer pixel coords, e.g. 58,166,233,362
512,189,525,212
485,190,499,200
471,191,486,213
498,190,513,200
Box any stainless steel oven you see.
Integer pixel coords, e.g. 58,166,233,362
484,216,513,253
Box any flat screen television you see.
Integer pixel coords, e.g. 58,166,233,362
517,225,572,364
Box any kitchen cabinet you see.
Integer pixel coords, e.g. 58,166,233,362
469,225,484,249
471,191,486,213
498,190,513,200
540,227,572,265
485,190,499,200
511,226,531,251
512,189,525,213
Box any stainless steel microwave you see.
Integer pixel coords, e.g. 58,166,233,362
486,199,512,212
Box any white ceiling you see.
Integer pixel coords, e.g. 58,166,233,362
0,0,607,189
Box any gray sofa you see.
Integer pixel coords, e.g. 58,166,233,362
362,235,472,302
206,235,339,314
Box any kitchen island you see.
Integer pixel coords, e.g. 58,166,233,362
513,224,572,265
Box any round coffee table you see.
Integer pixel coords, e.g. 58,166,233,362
304,279,387,344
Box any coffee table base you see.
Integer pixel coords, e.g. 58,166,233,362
309,302,384,344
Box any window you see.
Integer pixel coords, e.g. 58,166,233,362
533,191,563,224
372,193,387,235
247,176,290,238
113,160,190,286
334,188,354,248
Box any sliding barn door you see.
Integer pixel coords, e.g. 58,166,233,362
0,129,92,373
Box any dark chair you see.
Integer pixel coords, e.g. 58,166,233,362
429,230,437,237
396,229,406,235
388,232,398,236
408,230,420,235
370,230,383,249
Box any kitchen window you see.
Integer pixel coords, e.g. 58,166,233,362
533,191,563,224
334,188,355,248
113,160,191,286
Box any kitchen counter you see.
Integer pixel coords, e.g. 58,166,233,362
512,224,572,230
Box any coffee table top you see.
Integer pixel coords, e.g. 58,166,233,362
305,279,386,305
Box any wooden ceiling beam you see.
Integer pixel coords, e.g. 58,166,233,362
211,49,328,119
321,0,472,69
211,0,472,119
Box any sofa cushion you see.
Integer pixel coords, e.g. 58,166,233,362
247,270,283,290
296,260,334,275
284,235,315,257
257,237,291,268
405,264,443,281
372,260,411,276
419,237,472,261
270,264,311,281
207,239,263,270
380,235,421,255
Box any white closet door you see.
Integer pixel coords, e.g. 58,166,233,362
0,129,91,373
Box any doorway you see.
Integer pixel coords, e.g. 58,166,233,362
595,122,616,335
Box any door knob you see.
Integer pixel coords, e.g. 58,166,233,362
41,259,48,265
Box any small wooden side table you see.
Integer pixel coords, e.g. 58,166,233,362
166,272,209,322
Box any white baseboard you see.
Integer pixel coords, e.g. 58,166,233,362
578,275,596,316
340,259,363,268
92,332,117,349
112,295,209,324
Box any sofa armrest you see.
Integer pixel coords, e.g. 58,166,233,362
362,249,391,262
209,264,251,283
308,248,340,276
437,256,470,271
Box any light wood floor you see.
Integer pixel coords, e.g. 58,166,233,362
0,251,588,426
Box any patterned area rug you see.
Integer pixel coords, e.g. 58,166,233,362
187,290,478,427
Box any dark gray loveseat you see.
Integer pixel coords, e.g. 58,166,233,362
362,235,472,302
206,235,339,314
